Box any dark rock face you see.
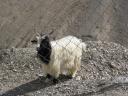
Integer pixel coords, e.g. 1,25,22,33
0,41,128,96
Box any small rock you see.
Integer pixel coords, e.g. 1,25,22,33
13,69,17,72
10,61,13,64
76,76,81,80
10,47,15,52
45,78,51,83
36,91,41,94
36,73,44,77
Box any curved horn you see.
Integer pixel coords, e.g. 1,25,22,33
36,32,40,37
49,30,54,35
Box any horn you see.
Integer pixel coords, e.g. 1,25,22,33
40,33,47,37
36,32,41,37
48,30,54,35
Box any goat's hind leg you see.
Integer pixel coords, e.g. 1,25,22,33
71,69,77,78
52,71,60,84
46,73,52,79
68,69,77,79
53,78,59,84
69,59,81,78
68,66,79,79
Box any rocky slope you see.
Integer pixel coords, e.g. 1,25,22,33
0,0,128,49
0,41,128,96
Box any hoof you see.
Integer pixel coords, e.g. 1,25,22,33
67,75,73,79
46,74,52,79
53,78,59,84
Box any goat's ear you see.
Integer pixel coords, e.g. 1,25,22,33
36,32,40,36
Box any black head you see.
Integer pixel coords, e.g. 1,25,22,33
36,34,52,64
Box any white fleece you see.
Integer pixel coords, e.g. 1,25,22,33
40,36,86,78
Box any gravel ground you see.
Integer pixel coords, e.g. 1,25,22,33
0,41,128,96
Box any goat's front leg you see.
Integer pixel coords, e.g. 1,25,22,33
50,63,60,83
52,70,60,84
41,65,53,82
44,73,53,83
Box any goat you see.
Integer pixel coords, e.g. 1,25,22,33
36,34,86,83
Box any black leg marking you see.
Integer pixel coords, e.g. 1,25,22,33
53,78,59,84
67,75,73,79
46,74,52,79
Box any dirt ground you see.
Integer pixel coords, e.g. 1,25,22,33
0,41,128,96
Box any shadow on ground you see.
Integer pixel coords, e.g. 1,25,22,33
74,82,128,96
2,75,70,96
